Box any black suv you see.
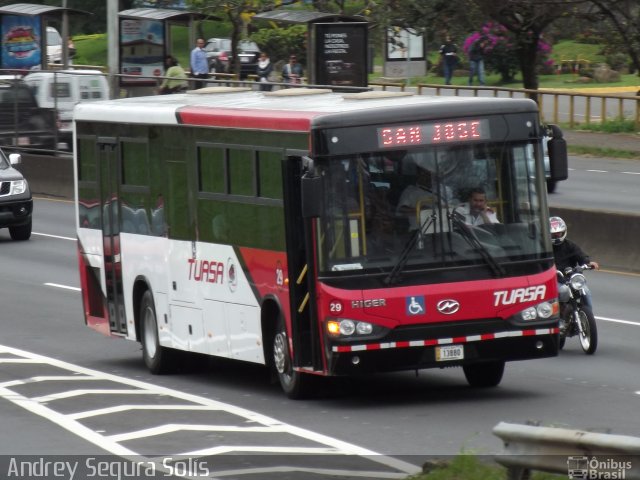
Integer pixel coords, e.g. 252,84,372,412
0,148,32,240
0,77,57,153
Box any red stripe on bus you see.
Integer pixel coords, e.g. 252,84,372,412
177,107,318,131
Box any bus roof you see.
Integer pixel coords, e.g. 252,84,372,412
74,87,539,132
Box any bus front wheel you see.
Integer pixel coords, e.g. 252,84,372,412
140,290,173,374
273,316,312,399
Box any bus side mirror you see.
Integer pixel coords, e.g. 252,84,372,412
301,173,323,218
546,124,568,182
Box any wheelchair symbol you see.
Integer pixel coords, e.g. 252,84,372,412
406,296,425,315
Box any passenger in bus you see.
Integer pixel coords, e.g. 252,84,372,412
395,165,452,231
454,187,499,225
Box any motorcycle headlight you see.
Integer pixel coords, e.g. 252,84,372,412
569,273,586,290
10,179,26,195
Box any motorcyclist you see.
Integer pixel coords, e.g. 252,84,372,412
550,216,599,307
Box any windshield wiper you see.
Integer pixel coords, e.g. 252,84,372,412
450,211,505,277
384,214,436,286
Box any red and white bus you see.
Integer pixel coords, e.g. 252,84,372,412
74,86,568,398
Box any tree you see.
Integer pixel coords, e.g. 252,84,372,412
470,0,574,102
250,25,307,66
188,0,282,77
587,0,640,75
463,22,553,83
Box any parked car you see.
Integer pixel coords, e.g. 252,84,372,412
204,37,261,78
0,77,57,153
24,69,110,150
0,148,32,240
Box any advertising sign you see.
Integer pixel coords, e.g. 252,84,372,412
312,22,367,88
386,27,424,61
1,15,42,70
119,18,165,85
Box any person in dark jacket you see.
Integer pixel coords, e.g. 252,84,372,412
439,35,458,85
256,52,273,91
467,36,486,86
550,216,599,307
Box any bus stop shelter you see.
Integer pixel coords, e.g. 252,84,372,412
0,3,91,71
252,10,369,88
118,8,210,92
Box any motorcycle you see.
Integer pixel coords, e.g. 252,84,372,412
557,264,598,354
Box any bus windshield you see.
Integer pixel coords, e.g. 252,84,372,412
314,140,549,278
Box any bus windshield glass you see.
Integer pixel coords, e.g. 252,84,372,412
314,140,548,277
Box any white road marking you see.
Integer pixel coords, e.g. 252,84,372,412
621,171,640,175
33,232,75,241
0,345,420,477
596,316,640,327
44,283,81,291
586,169,608,173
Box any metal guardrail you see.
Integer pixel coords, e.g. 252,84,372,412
493,422,640,480
413,83,640,129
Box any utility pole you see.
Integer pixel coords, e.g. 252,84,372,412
61,0,69,68
107,0,119,98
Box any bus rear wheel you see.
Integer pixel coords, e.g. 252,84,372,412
463,360,505,388
273,316,312,399
140,290,173,374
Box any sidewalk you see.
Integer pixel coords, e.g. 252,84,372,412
563,130,640,155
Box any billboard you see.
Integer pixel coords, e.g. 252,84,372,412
312,22,367,88
386,27,424,61
1,15,42,70
120,18,165,85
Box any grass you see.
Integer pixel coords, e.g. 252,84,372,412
573,118,638,133
568,145,640,159
405,454,566,480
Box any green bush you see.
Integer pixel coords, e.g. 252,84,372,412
250,25,307,66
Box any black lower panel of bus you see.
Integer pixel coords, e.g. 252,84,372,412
327,332,559,376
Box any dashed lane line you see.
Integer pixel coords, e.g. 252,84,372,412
44,282,81,291
33,232,76,241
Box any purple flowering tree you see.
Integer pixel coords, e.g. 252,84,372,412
471,0,570,103
463,22,553,83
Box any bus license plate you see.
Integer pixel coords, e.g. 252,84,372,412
436,345,464,361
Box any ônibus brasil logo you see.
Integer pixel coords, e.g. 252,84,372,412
567,456,632,479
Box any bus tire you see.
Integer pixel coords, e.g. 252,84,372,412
140,290,173,374
273,315,312,399
463,360,505,388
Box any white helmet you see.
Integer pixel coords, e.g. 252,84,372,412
549,216,567,245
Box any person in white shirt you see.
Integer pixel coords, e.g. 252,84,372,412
396,166,451,231
455,187,498,225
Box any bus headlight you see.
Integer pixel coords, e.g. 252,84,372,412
326,319,374,337
520,301,556,321
339,320,356,336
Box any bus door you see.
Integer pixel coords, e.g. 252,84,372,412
283,154,321,371
97,137,127,335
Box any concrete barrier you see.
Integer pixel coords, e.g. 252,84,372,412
551,207,640,273
19,153,73,200
17,155,640,273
